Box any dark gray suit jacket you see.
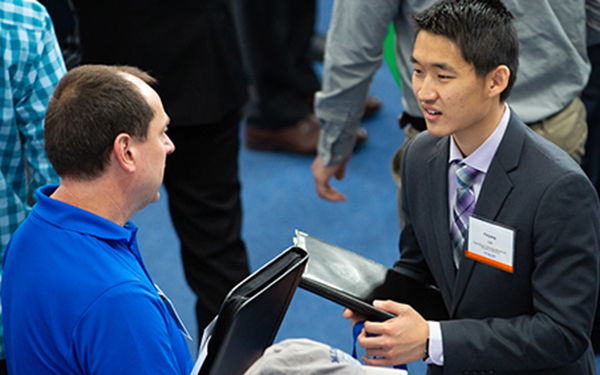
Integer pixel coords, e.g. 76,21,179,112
395,110,600,374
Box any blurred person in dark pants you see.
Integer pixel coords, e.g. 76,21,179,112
72,0,250,336
233,0,375,154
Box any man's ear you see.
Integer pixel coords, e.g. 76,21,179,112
113,133,136,173
487,65,510,99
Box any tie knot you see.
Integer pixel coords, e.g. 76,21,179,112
454,162,479,189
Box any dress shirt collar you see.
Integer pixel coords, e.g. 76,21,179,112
448,103,511,174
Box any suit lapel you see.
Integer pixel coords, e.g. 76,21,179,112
450,112,525,315
427,137,457,303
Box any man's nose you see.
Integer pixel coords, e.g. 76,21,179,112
416,77,437,102
166,136,175,154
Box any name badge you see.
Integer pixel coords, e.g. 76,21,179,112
465,216,515,273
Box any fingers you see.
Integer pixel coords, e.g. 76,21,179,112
344,308,366,327
317,181,347,201
362,355,396,367
364,347,389,358
359,336,401,368
373,300,410,316
333,160,347,180
360,322,391,343
358,332,418,366
311,156,347,201
357,301,429,365
343,308,354,319
362,304,415,337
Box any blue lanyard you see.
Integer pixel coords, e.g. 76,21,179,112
352,321,408,371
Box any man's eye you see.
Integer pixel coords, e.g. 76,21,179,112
438,75,453,79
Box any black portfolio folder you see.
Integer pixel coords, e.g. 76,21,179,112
295,231,448,322
196,246,308,375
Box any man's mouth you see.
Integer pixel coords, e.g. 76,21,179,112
422,105,442,121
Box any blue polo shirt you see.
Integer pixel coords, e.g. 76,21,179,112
2,185,193,375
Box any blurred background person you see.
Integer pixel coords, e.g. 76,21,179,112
583,1,600,194
71,0,251,336
0,0,66,372
232,0,376,154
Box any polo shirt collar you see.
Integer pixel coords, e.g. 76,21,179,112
34,185,138,243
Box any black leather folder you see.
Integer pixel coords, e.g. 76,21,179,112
197,246,308,375
295,231,448,322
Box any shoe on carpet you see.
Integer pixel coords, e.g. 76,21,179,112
245,115,367,155
362,95,382,120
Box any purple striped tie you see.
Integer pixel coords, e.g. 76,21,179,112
450,162,479,268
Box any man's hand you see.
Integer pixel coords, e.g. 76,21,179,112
311,155,350,201
358,300,429,366
343,307,366,327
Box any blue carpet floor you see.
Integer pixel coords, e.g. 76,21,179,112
132,0,600,373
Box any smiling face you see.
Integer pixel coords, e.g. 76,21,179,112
411,31,506,156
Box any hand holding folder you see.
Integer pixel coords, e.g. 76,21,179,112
294,230,448,322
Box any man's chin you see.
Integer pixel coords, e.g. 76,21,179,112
426,122,451,138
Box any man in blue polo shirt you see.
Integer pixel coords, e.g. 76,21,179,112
1,65,193,374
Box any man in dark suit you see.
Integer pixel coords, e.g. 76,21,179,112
71,0,251,335
348,1,600,374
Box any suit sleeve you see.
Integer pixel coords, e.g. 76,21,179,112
441,171,600,373
393,135,437,287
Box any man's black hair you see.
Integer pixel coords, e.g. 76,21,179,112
413,0,519,101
